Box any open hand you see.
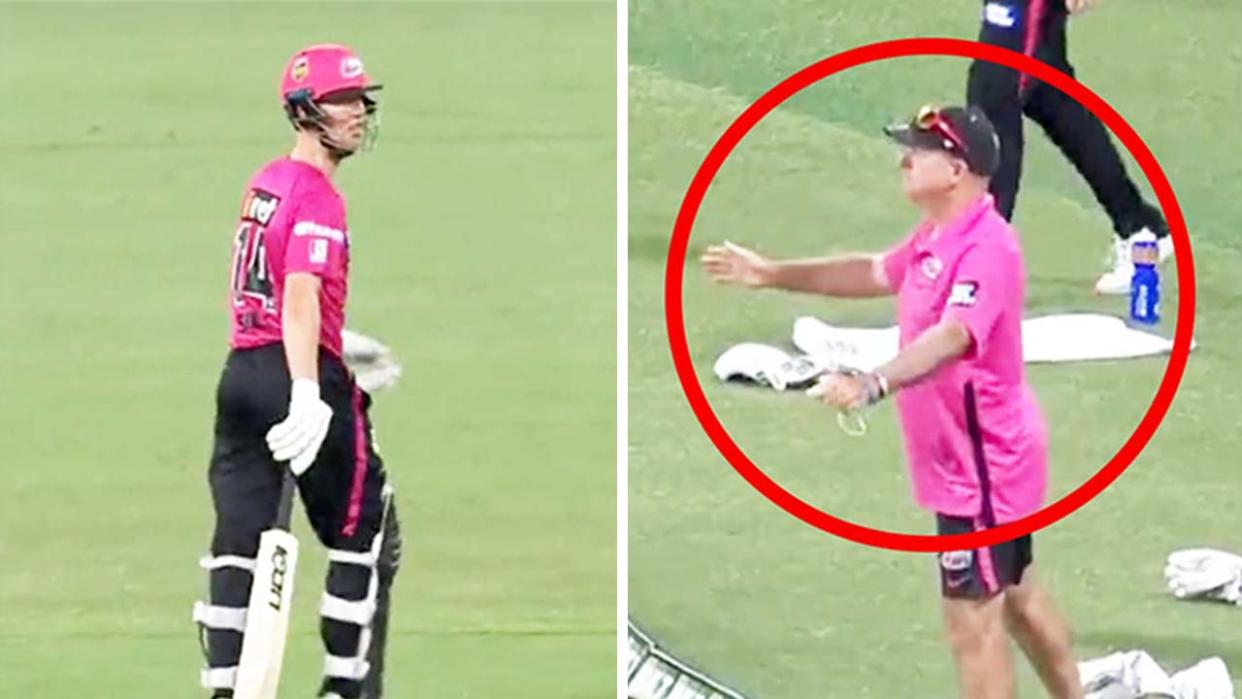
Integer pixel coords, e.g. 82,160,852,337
701,241,773,288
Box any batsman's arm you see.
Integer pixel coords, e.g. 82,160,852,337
875,318,972,391
282,272,322,382
760,254,893,298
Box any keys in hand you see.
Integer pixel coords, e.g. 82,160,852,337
807,371,888,412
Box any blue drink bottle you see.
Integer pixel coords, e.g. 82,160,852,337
1129,230,1160,326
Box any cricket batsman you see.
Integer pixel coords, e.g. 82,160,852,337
702,105,1083,699
192,44,400,699
968,0,1173,294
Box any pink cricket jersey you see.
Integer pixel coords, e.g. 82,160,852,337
227,157,350,358
880,194,1048,525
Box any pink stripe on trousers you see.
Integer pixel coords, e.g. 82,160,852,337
1018,0,1049,94
342,384,367,537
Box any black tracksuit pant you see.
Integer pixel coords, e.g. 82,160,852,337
967,0,1166,238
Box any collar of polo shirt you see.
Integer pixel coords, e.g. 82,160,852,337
915,194,996,256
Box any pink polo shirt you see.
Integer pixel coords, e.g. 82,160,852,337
880,194,1047,525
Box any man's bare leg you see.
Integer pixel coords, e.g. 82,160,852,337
943,593,1016,699
1003,567,1084,699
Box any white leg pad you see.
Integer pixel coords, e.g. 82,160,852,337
192,601,247,631
320,592,376,626
199,554,257,572
324,654,371,680
200,665,237,689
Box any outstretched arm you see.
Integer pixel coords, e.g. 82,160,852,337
701,241,893,298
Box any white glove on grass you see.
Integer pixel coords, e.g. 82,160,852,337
1165,549,1242,604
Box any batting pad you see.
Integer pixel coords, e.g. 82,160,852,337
1078,650,1235,699
794,313,1193,370
628,621,748,699
715,313,1193,389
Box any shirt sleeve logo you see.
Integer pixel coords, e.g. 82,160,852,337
948,281,979,307
309,238,329,264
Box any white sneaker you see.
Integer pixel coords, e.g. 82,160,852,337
1158,234,1175,263
1093,229,1174,295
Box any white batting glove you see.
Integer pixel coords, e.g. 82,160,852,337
1164,549,1242,605
342,329,390,364
342,328,403,393
265,378,333,475
355,362,403,393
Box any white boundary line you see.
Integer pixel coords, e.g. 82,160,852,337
616,0,630,696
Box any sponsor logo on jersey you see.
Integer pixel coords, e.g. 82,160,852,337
948,281,979,307
293,220,346,243
984,2,1019,29
291,56,310,83
241,189,280,226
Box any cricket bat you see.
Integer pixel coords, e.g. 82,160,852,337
235,469,300,699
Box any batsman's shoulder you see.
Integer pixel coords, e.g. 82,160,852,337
289,172,344,217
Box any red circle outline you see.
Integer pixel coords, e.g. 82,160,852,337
664,37,1196,552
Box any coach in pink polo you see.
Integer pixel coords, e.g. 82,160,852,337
702,105,1083,699
879,165,1047,530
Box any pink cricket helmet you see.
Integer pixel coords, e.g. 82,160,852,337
279,43,381,102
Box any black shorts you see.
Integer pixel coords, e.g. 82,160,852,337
208,343,389,557
935,514,1033,600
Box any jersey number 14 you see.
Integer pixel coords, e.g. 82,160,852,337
230,222,274,308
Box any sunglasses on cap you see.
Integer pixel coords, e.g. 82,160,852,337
909,104,970,155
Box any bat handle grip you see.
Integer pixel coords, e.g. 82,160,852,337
275,469,297,531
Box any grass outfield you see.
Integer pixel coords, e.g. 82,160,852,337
629,2,1242,696
0,2,615,697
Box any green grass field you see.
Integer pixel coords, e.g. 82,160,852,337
630,1,1242,696
0,2,615,697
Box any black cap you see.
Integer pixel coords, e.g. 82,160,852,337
883,105,1000,177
